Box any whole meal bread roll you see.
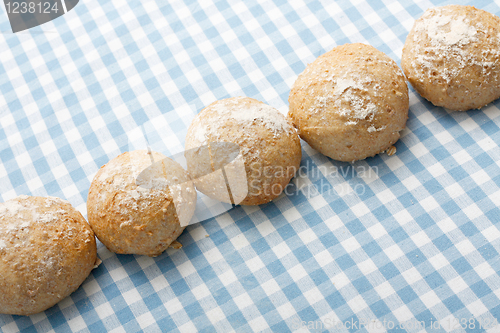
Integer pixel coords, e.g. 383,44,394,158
402,5,500,111
289,43,409,162
185,97,302,206
87,150,196,257
0,195,98,316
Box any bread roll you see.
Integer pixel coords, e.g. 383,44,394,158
289,43,409,162
0,195,98,316
402,5,500,111
185,97,302,205
87,150,196,256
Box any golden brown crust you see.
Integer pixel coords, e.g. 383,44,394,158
87,150,195,256
0,196,97,316
289,43,409,162
402,5,500,111
185,97,302,206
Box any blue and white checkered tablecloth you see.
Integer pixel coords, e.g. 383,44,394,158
2,0,500,332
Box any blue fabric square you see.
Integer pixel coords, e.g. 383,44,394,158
433,235,453,252
398,285,419,303
443,295,465,313
478,243,499,261
380,262,400,280
336,254,356,271
352,276,373,294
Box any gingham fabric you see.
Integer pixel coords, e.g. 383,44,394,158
1,0,500,332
